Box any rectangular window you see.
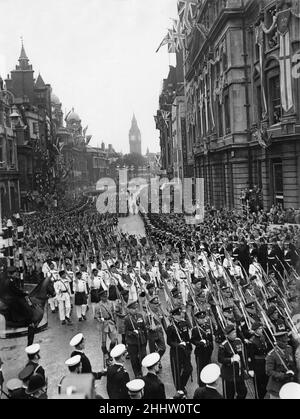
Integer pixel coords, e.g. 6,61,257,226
218,102,223,137
269,75,281,124
8,140,13,165
273,160,283,205
225,93,231,133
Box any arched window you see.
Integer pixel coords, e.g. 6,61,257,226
265,59,281,125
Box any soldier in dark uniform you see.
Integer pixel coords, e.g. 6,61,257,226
147,296,167,361
142,353,166,399
166,306,193,393
218,324,247,399
265,331,297,399
124,300,148,378
70,333,105,380
191,310,214,386
107,344,130,399
247,322,269,399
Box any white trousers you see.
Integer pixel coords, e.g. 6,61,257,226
48,296,58,311
76,305,87,319
58,295,71,321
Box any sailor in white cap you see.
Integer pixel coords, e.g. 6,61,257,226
107,344,130,399
126,379,145,399
279,382,300,399
58,355,82,395
24,343,45,379
193,364,223,399
70,333,106,380
141,353,166,399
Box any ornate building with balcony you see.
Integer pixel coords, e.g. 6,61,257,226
184,0,300,209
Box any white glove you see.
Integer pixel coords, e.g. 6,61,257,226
231,354,240,363
248,370,254,378
179,341,186,347
100,317,105,322
286,370,295,376
133,329,139,335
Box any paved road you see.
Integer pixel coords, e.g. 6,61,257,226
0,215,253,399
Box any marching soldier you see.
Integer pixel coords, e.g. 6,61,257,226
73,271,88,321
166,306,193,393
191,309,214,386
146,296,166,366
218,324,247,399
142,353,166,399
124,300,148,378
96,290,118,364
107,344,130,399
55,270,72,325
247,322,269,399
89,268,102,319
265,331,297,399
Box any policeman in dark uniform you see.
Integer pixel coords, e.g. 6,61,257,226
166,306,193,393
107,344,130,399
218,324,247,399
191,309,214,386
247,322,269,399
142,353,166,399
124,301,148,378
70,333,105,380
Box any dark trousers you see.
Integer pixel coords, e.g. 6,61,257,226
254,372,268,400
195,350,212,386
148,329,166,358
127,344,147,378
170,348,193,391
223,378,247,399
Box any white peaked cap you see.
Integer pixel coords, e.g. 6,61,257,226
69,333,84,347
200,363,221,385
65,355,81,367
25,344,40,355
142,352,160,368
279,383,300,399
126,379,145,393
110,344,126,358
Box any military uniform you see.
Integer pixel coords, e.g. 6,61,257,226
142,372,166,399
124,312,148,377
218,338,247,399
166,317,193,392
191,318,214,386
96,297,118,356
148,301,166,357
265,344,296,399
247,333,268,399
107,363,130,399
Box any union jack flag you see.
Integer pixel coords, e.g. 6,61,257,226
155,29,176,53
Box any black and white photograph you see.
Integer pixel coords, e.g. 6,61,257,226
0,0,300,403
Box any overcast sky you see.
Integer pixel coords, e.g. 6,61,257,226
0,0,178,154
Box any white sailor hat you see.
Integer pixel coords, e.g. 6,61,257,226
279,382,300,399
65,355,81,367
200,363,221,385
142,352,160,369
70,333,84,347
126,379,145,393
25,343,40,355
110,344,126,359
6,378,23,392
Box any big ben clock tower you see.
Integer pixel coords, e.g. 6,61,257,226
129,113,142,155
